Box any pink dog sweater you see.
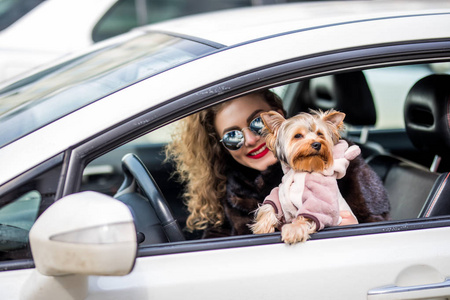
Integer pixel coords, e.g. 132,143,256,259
263,140,361,231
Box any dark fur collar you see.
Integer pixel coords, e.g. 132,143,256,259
225,161,283,213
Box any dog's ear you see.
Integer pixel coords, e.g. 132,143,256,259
261,111,285,134
322,110,345,131
261,111,285,153
321,110,345,143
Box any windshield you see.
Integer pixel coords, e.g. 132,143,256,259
0,32,218,148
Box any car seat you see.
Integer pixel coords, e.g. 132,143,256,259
294,70,384,157
368,74,450,220
403,74,450,218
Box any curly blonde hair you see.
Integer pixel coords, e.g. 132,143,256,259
165,90,284,232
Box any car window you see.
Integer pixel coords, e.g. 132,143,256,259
0,191,40,230
363,63,450,129
82,124,178,195
92,0,253,42
0,162,62,261
0,32,219,149
79,61,450,250
0,191,40,253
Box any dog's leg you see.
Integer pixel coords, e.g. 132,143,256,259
250,204,279,234
281,216,316,244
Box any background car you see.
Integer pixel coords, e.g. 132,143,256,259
0,0,44,32
1,1,450,299
0,0,289,83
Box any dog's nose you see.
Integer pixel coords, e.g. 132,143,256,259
311,142,321,151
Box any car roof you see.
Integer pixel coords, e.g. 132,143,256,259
145,0,450,46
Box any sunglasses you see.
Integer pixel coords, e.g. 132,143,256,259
220,116,265,151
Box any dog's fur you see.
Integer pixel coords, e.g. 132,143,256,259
251,109,364,244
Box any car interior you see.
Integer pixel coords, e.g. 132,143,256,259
76,61,450,246
294,70,450,221
1,61,450,261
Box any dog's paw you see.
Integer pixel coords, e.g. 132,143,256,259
281,216,316,244
250,205,278,234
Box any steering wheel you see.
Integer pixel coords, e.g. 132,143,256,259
115,153,185,242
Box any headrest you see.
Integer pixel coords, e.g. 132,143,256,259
404,74,450,157
300,71,376,126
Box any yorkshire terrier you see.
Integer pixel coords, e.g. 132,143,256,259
250,109,361,244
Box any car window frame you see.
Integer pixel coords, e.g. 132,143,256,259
62,39,450,254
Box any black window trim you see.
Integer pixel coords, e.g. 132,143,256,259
138,216,450,257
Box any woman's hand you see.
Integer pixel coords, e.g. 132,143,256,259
339,210,359,226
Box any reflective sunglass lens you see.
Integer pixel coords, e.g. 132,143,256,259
249,116,264,134
222,130,244,150
220,116,265,151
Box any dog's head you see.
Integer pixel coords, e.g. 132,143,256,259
261,109,345,172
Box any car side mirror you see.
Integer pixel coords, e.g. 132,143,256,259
21,191,137,300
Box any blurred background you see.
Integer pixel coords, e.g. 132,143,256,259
0,0,309,83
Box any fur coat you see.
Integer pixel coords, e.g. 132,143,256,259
202,140,390,238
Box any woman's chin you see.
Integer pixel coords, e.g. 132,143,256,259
244,153,278,171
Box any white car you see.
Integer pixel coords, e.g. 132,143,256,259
1,1,450,299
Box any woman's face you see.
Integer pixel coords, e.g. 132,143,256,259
214,93,280,171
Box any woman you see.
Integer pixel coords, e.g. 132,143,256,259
166,90,389,238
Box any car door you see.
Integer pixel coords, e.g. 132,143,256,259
80,222,450,299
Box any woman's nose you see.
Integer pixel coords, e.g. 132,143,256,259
242,128,260,146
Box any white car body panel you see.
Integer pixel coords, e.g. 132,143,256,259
1,12,450,184
0,269,33,300
4,227,450,299
94,227,450,299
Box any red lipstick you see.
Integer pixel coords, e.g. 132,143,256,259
247,143,270,159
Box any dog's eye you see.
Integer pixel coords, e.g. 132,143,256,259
294,133,303,139
317,131,324,137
